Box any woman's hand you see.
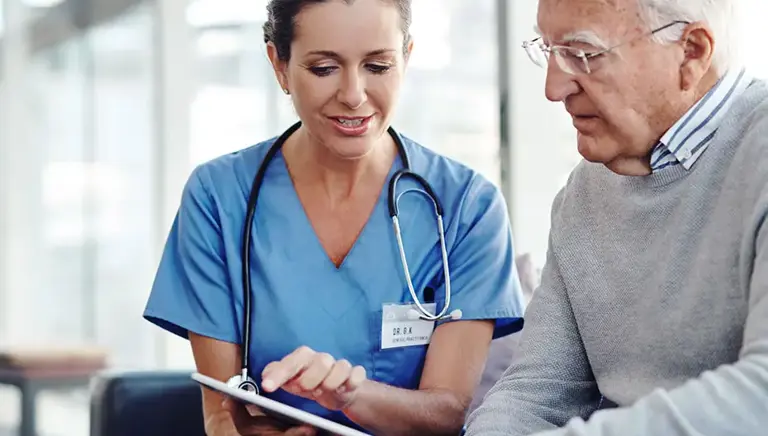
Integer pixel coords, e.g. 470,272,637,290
221,397,317,436
261,346,367,411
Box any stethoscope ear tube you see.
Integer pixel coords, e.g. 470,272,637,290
388,169,445,218
390,167,452,322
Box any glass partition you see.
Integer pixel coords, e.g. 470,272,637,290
740,0,768,77
395,0,501,185
29,35,90,344
186,0,282,166
1,0,157,365
89,2,157,369
0,2,157,434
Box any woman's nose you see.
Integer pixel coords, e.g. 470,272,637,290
337,70,367,109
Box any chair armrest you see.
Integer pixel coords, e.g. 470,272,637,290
89,370,206,436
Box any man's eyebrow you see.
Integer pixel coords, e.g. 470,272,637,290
532,25,611,49
561,30,611,50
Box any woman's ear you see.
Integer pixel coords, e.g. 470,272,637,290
678,21,715,91
266,42,290,93
403,37,414,65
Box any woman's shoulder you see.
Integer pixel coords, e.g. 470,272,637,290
191,137,278,187
177,137,281,224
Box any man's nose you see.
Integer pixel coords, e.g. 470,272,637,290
544,57,580,102
337,70,367,109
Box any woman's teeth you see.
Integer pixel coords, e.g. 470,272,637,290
337,118,364,126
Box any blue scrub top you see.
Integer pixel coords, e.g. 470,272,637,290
144,127,526,429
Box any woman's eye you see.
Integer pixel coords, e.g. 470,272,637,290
309,66,337,77
366,64,391,74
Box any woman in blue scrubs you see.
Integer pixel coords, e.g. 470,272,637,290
143,0,526,434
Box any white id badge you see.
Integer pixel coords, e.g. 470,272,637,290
381,303,437,350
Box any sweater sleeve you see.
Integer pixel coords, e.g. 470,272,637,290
524,191,768,436
464,229,603,435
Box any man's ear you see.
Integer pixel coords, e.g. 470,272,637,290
266,42,290,93
678,21,715,91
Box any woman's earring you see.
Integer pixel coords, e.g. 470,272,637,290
282,87,290,95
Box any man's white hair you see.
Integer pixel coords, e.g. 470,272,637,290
635,0,740,75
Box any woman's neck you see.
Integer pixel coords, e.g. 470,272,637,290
282,127,396,206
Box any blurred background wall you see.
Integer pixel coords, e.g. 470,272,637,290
0,0,765,434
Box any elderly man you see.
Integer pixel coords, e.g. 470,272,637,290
465,0,768,435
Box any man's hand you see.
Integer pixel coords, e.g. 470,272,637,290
261,346,367,412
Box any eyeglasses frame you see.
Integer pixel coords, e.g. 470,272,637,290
521,20,691,75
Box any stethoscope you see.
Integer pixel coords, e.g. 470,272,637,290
227,121,462,394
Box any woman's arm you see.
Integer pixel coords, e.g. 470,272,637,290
343,320,495,436
189,333,241,435
190,333,316,436
261,320,495,436
141,165,324,436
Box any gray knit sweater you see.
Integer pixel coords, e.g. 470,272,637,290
465,80,768,436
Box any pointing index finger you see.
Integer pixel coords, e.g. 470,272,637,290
262,346,316,392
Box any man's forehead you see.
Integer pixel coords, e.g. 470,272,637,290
544,0,633,12
537,0,640,40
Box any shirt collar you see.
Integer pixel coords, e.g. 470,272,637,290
649,67,753,172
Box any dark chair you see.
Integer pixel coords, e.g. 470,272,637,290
89,370,206,436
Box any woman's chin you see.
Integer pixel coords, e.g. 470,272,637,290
327,140,377,160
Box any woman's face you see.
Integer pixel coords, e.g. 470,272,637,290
268,0,411,160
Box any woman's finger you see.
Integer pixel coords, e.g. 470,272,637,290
234,413,293,435
261,360,280,375
296,352,337,392
244,403,265,417
222,396,236,413
320,359,353,393
343,365,367,392
262,346,316,391
223,397,272,430
285,425,318,436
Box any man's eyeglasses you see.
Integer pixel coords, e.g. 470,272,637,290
522,21,689,75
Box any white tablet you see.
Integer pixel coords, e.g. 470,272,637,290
191,372,370,436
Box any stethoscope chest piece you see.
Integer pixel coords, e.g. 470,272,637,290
227,374,260,395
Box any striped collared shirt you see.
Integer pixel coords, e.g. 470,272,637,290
649,68,753,172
